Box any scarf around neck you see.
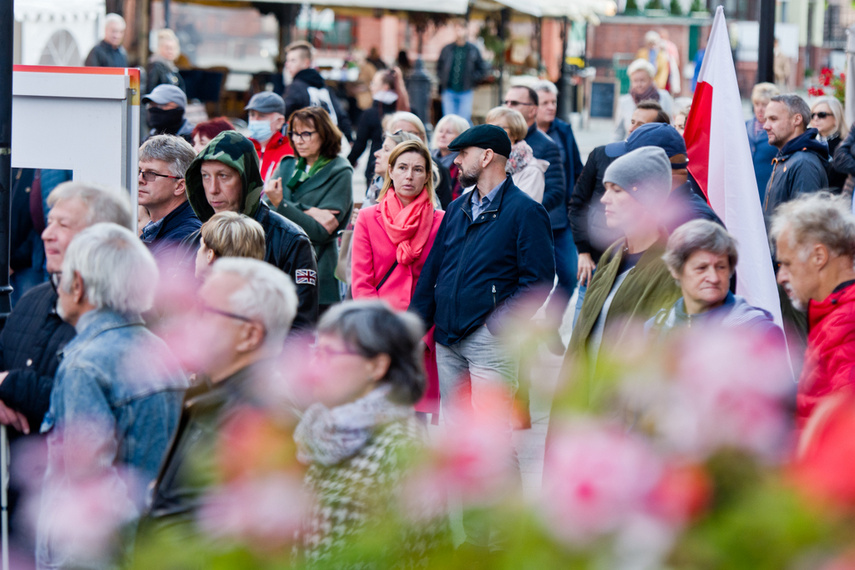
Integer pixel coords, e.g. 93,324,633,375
286,156,332,191
294,385,413,466
380,187,434,266
506,141,534,175
632,84,660,105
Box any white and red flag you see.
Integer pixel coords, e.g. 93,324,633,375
684,6,782,327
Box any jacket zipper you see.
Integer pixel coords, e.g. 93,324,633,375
492,284,497,308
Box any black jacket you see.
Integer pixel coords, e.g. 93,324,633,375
763,128,829,225
524,124,567,230
0,282,76,428
145,364,259,523
347,100,396,181
437,41,489,93
84,40,128,68
142,200,202,259
284,69,352,141
146,57,186,94
568,145,620,263
664,180,724,232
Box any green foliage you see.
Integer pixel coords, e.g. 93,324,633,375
670,0,684,14
624,0,641,14
646,0,666,10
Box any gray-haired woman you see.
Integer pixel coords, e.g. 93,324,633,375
647,219,782,339
294,300,438,565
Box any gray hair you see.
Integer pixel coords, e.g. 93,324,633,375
769,191,855,262
60,223,158,314
139,134,197,178
812,96,849,139
318,300,425,405
532,80,558,96
431,114,470,151
210,258,298,347
47,182,133,230
770,94,811,129
663,220,738,276
387,112,427,143
105,13,126,28
627,58,657,79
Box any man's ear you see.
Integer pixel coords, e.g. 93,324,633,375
71,272,86,304
811,242,829,268
482,148,494,166
792,111,804,128
235,321,266,353
174,178,186,197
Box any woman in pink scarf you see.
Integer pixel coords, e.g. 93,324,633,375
351,140,444,419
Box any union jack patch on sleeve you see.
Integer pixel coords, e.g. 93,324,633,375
295,269,317,285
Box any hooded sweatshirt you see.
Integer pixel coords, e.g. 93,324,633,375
284,68,352,141
184,130,319,330
763,128,829,227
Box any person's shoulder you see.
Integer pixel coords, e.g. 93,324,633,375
262,206,310,239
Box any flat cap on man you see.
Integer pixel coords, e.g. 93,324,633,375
447,124,512,158
142,85,188,109
245,92,286,115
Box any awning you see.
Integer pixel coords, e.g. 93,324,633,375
535,0,616,22
182,0,468,14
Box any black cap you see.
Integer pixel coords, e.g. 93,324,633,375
447,124,512,158
605,123,688,168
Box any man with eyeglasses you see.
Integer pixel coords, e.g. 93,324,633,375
183,130,319,330
763,94,829,231
138,135,201,259
0,182,132,549
145,257,298,525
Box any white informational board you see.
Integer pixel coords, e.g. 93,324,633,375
11,65,140,225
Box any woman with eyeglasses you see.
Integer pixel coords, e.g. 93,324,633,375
351,140,444,419
295,301,439,565
266,107,354,312
810,96,849,192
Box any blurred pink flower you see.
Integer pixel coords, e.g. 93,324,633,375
400,388,519,520
539,420,665,545
197,473,310,551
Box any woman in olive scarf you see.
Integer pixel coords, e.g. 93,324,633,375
267,107,353,311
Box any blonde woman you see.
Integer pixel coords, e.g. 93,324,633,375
485,106,547,202
811,96,849,191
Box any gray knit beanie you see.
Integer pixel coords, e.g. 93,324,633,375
603,146,672,208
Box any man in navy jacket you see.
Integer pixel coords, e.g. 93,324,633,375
410,124,553,425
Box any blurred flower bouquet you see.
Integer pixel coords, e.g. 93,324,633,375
808,67,846,106
43,319,855,568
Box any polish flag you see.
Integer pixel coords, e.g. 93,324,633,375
684,6,782,327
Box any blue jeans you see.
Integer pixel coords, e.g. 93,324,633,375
545,227,578,319
441,90,474,124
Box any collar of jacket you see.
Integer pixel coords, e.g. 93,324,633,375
460,175,513,221
293,68,325,88
775,127,829,162
183,359,272,413
60,309,144,357
808,280,855,331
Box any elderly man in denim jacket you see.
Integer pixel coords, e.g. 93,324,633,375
36,224,187,570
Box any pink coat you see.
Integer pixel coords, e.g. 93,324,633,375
351,204,444,311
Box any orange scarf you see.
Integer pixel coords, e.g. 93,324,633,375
379,188,434,266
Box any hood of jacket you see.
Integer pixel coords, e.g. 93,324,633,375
185,130,264,222
293,68,326,89
778,128,829,162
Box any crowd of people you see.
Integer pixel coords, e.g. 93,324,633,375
4,14,855,569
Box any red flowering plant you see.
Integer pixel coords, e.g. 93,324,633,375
808,67,846,105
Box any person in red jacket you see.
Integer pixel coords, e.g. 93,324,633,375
770,191,855,431
245,92,293,181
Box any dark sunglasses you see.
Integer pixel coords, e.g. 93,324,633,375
811,112,831,119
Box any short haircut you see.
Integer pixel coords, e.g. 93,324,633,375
770,191,855,262
285,40,314,62
156,28,179,50
663,219,739,277
636,99,671,125
770,94,811,128
200,211,266,260
508,85,538,107
210,257,298,347
628,58,657,79
191,117,235,144
379,139,437,207
318,300,425,405
751,82,779,104
485,106,528,143
812,96,849,139
60,223,158,315
388,111,427,143
532,80,558,96
139,134,196,178
288,107,343,159
431,114,469,151
47,182,133,230
105,13,125,28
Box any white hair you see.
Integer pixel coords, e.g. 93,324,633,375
628,58,657,79
210,258,298,347
105,13,126,28
645,31,661,44
532,80,558,96
47,182,133,230
60,223,158,315
431,114,469,151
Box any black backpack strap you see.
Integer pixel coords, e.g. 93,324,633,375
376,260,398,291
